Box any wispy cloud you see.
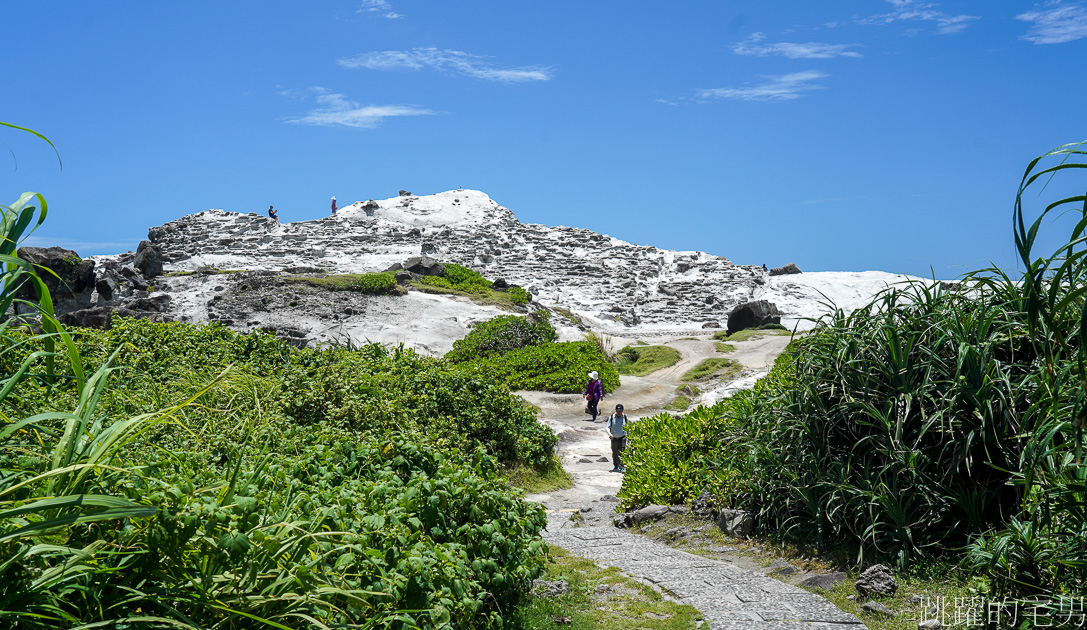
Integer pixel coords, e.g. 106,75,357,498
732,32,863,58
858,0,979,34
699,71,828,102
357,0,401,19
1017,2,1087,44
286,88,437,129
337,47,552,83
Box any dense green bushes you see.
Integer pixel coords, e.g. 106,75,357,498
4,317,557,470
445,314,557,363
457,341,620,394
2,409,547,628
446,315,619,394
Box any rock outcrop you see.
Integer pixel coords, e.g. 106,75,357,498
770,262,802,276
726,300,782,335
143,190,767,330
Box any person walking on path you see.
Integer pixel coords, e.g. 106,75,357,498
330,196,338,215
583,370,603,422
268,205,279,224
607,404,629,472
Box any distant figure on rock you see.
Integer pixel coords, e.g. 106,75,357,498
607,404,629,473
268,205,279,224
584,370,604,422
330,196,338,215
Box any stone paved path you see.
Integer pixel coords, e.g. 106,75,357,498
543,513,867,630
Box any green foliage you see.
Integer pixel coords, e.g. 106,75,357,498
582,331,617,363
680,357,740,382
507,286,531,305
459,342,619,394
615,345,681,376
446,314,557,363
713,328,790,342
415,264,531,308
288,272,404,295
714,341,735,353
662,396,690,412
2,403,548,628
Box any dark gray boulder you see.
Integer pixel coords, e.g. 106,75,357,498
15,246,95,299
133,241,164,278
726,300,781,335
797,572,847,590
856,564,897,597
59,306,114,329
95,276,118,301
402,256,444,276
770,262,802,276
717,509,754,537
861,601,896,617
120,267,150,291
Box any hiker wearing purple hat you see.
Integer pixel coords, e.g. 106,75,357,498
583,370,603,422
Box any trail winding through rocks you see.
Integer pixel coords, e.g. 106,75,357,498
522,333,867,629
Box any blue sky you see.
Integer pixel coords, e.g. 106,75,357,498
3,1,1086,277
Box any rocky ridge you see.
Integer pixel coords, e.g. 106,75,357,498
144,189,767,330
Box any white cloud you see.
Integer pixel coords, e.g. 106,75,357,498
732,32,863,58
1017,2,1087,44
357,0,402,19
337,47,552,83
286,88,437,129
699,71,828,102
858,0,979,34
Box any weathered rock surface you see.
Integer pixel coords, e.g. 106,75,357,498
15,246,95,303
797,571,848,590
856,563,897,597
142,190,767,330
770,262,802,276
726,299,782,335
861,601,896,617
716,509,754,537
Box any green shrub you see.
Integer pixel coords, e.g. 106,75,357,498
358,271,399,294
615,345,681,376
1,408,548,628
460,341,619,394
507,286,531,305
446,314,557,363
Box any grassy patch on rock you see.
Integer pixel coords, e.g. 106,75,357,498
714,341,735,353
616,345,682,376
507,456,575,494
713,328,791,342
681,357,741,382
288,271,406,295
509,546,703,629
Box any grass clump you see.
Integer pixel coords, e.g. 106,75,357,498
508,547,703,629
616,344,681,376
714,341,735,353
681,357,741,382
415,263,531,307
288,271,405,295
507,455,575,493
713,328,791,342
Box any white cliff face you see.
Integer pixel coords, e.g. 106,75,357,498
146,189,767,332
139,189,927,341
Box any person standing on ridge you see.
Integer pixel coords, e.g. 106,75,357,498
268,205,279,224
584,370,603,422
607,404,629,473
331,196,338,215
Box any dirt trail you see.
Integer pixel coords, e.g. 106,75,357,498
522,331,791,524
522,331,868,629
